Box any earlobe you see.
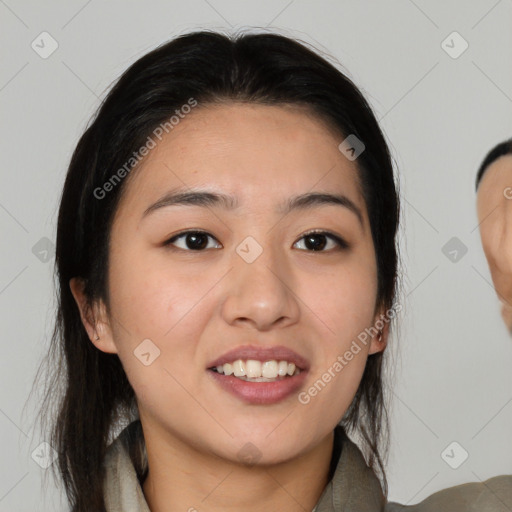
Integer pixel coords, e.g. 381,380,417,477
69,277,118,354
368,319,389,355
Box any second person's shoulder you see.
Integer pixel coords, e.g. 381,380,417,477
385,475,512,512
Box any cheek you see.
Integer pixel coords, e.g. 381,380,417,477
297,342,371,429
306,255,378,345
294,253,377,415
478,209,503,259
106,252,207,394
109,243,211,339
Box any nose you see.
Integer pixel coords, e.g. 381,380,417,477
220,238,300,331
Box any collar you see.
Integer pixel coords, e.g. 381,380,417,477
103,420,386,512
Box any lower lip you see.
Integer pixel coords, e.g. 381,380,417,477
207,369,308,405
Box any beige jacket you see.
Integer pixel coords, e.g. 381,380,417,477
103,421,512,511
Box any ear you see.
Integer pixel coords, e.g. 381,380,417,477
69,277,118,354
368,308,390,356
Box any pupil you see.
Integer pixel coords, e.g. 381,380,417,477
306,234,326,251
188,233,208,250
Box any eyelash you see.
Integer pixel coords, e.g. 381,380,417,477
163,229,349,252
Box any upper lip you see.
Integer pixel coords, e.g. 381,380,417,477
207,344,310,371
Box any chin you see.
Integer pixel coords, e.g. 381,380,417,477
222,426,309,464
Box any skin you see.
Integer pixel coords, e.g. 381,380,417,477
70,103,388,512
476,154,512,333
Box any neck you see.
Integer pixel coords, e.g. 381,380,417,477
141,423,334,512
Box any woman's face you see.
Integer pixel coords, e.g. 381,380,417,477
78,103,386,464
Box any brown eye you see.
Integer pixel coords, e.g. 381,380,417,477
164,231,221,251
294,230,349,252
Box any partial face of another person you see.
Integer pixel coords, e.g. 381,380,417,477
71,103,387,464
477,155,512,332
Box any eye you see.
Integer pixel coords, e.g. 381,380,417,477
164,230,221,251
293,230,349,252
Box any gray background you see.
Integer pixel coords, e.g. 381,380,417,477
1,1,512,510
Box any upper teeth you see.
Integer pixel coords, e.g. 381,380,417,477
215,360,299,379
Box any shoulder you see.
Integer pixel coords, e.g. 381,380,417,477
385,475,512,512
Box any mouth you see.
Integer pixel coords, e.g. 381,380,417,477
206,345,309,404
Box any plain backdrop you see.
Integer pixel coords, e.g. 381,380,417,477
1,1,512,510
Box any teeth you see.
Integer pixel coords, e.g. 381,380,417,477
246,360,261,378
213,359,301,379
262,360,278,378
278,360,288,376
232,360,246,377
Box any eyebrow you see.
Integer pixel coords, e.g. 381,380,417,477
141,188,364,227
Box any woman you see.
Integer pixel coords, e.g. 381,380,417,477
33,30,512,511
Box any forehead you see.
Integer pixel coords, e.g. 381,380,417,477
116,102,367,222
